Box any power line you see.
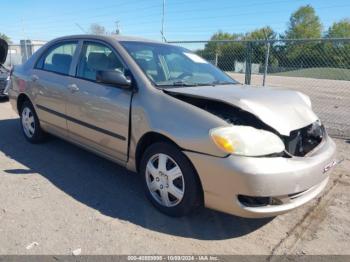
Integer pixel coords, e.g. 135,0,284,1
6,0,301,30
120,3,350,27
5,2,162,30
17,0,143,23
4,2,349,41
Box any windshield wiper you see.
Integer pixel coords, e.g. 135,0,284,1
210,80,235,85
157,80,235,88
157,81,198,87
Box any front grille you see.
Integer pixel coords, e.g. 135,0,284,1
237,195,284,207
282,121,324,157
238,195,272,207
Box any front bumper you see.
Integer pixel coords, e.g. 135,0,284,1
184,137,337,218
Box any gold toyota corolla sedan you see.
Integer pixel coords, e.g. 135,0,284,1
5,35,339,218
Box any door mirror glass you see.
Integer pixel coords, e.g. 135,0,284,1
96,70,131,88
0,38,8,65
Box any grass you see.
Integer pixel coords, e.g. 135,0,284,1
272,67,350,81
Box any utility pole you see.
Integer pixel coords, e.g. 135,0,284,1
262,29,270,87
21,18,28,62
115,21,121,35
161,0,166,42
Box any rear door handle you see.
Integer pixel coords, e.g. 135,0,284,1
67,84,79,93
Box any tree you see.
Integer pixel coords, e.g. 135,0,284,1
326,19,350,38
323,19,350,68
198,31,245,70
279,5,323,69
89,23,107,35
245,26,276,40
0,33,11,43
245,26,278,66
284,5,322,39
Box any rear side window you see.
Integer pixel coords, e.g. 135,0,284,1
77,42,125,81
41,42,77,75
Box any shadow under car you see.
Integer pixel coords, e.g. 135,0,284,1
0,117,272,240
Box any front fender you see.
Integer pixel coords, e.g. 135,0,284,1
126,87,229,171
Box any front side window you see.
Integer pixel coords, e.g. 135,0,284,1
42,42,77,75
120,41,237,87
77,42,125,81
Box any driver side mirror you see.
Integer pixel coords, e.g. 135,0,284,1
96,70,132,89
0,38,8,65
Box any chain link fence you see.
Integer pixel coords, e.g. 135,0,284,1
168,38,350,139
5,44,44,67
4,39,350,138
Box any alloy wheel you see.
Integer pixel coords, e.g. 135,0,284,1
145,153,185,207
21,107,35,138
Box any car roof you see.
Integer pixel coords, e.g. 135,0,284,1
51,34,163,44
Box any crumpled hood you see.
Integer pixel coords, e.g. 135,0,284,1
165,85,318,136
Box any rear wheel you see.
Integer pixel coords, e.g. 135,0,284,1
20,100,46,143
140,142,202,217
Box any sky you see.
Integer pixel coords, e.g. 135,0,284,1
1,0,350,44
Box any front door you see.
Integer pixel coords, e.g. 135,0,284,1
66,41,131,162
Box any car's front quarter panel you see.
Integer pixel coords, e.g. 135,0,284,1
126,85,231,171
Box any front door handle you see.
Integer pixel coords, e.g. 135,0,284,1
67,84,79,93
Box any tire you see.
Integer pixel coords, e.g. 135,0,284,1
140,142,202,217
20,100,46,143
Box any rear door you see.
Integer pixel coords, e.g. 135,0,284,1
32,41,78,137
66,41,132,162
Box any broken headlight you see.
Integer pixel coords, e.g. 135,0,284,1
210,126,285,156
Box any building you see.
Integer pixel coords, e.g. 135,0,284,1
20,39,47,63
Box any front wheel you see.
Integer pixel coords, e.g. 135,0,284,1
140,142,202,217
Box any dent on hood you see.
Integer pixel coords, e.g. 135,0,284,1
165,92,278,133
165,90,324,157
164,85,318,136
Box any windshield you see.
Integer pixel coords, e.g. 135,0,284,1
120,41,238,87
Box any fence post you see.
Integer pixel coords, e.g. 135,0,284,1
244,42,252,85
215,51,218,66
262,41,270,86
9,46,12,66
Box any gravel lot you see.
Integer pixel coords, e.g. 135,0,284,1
0,99,349,255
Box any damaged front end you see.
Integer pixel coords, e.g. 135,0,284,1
166,92,325,157
282,121,324,157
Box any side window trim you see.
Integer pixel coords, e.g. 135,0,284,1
74,40,129,82
34,40,79,76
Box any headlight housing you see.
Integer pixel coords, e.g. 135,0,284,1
210,126,285,156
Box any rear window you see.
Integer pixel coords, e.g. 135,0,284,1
39,42,77,75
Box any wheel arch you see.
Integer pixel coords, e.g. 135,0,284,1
17,93,32,114
135,132,178,173
135,131,204,204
